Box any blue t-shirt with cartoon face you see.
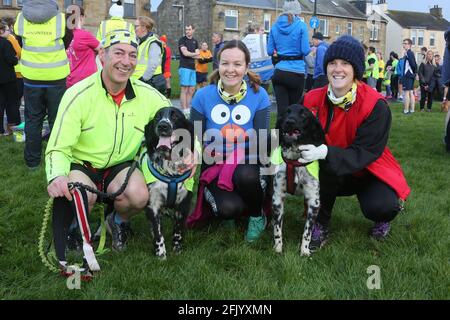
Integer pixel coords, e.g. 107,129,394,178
191,83,270,156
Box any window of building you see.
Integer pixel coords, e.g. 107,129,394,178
17,0,22,6
123,0,135,18
370,24,378,41
335,25,340,35
264,14,271,32
64,0,83,9
318,19,329,37
2,0,12,6
411,29,417,45
430,33,435,47
416,52,422,61
225,10,238,30
347,22,352,36
417,29,424,46
359,26,365,41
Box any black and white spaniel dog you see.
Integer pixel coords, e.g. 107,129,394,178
272,104,325,256
141,107,195,259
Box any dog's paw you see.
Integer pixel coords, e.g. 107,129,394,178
156,252,167,260
300,246,311,257
173,244,183,255
273,242,283,254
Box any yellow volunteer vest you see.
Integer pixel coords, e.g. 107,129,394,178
378,59,385,79
132,34,163,79
15,12,69,81
365,53,379,79
96,17,135,42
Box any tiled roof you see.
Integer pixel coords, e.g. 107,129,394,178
216,0,367,20
387,10,450,31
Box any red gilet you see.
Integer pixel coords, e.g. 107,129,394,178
303,82,410,200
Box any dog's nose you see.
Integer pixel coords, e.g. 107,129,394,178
285,118,296,126
157,121,171,133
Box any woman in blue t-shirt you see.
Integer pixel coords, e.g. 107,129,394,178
187,40,271,243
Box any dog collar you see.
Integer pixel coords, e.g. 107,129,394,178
147,157,191,207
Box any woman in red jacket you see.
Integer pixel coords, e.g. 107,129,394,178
300,35,410,251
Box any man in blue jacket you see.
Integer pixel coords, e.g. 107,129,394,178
401,38,417,114
311,32,329,89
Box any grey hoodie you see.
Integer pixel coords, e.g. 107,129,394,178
22,0,59,24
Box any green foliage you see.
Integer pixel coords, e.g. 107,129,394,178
0,103,449,299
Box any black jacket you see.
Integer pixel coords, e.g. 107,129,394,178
0,37,18,84
418,61,435,86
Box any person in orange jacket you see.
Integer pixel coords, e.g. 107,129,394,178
195,41,213,89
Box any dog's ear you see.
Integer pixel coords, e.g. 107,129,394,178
306,115,325,145
144,119,158,152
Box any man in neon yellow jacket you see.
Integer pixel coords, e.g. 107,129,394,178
45,30,172,268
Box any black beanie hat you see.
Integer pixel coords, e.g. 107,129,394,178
323,35,365,80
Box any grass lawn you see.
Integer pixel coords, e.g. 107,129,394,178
0,102,449,300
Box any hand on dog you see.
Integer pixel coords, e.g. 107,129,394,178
298,144,328,164
47,176,73,201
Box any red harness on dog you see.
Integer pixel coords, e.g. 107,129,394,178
282,156,310,195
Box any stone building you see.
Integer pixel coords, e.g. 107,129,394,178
156,0,387,58
369,0,450,62
0,0,153,35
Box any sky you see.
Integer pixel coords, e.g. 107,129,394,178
151,0,450,20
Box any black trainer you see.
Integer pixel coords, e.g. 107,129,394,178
67,228,83,252
309,222,329,252
106,212,132,251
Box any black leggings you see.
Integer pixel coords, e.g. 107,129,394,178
420,86,433,110
391,75,399,98
204,164,263,220
317,172,402,226
272,69,305,118
0,80,21,133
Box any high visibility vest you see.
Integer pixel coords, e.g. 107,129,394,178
132,34,163,79
378,59,385,79
96,17,135,42
15,12,69,81
365,53,379,79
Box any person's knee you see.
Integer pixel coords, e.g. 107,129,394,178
361,199,399,222
217,200,244,219
123,183,149,210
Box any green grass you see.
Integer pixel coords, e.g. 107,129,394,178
0,103,449,299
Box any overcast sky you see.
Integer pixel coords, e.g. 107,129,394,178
151,0,450,20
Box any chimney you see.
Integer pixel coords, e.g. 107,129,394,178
377,0,388,13
430,5,443,19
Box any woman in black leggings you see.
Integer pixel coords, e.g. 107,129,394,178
187,40,271,243
267,0,310,119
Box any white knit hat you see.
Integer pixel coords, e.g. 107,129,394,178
109,0,124,18
282,0,302,15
